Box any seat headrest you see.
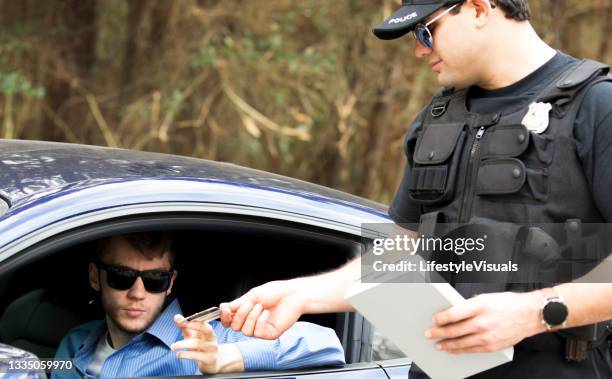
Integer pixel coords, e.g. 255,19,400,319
0,289,85,357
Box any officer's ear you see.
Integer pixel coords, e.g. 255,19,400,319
468,0,495,28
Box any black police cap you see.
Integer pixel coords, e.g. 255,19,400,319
372,0,463,40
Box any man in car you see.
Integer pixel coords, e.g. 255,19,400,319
52,232,344,378
220,0,612,378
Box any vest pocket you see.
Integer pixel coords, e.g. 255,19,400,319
516,133,553,202
476,125,553,202
524,167,550,202
521,132,555,166
475,158,526,195
408,123,466,204
475,159,549,202
480,124,529,159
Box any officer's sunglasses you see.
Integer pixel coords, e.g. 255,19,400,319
95,260,174,293
412,3,460,48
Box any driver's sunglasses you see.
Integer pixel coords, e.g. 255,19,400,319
412,3,460,48
95,261,174,293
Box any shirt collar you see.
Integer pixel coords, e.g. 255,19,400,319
78,320,107,352
144,298,184,348
72,320,106,375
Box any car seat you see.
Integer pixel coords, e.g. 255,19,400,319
0,289,89,357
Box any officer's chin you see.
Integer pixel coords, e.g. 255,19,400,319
437,74,470,90
435,71,452,86
437,76,455,88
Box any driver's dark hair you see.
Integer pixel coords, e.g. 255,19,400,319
96,231,175,266
450,0,531,21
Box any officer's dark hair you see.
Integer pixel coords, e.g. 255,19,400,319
450,0,531,22
96,231,175,267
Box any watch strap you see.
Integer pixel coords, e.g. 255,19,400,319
541,287,560,300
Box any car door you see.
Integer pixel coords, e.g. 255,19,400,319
0,196,393,379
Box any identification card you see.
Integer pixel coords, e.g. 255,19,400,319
185,306,221,322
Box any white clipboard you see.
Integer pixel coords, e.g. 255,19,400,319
345,281,514,379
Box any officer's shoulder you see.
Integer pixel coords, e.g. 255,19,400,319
584,77,612,97
569,58,612,99
573,76,612,139
579,76,612,117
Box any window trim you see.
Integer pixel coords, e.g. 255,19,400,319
0,201,383,263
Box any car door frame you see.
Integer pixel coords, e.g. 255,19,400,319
0,203,399,379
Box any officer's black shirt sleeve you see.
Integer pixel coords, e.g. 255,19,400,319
389,52,612,223
574,81,612,221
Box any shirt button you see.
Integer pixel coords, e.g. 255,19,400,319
428,151,435,160
512,168,521,179
518,134,526,143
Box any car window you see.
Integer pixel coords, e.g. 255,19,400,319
0,215,384,377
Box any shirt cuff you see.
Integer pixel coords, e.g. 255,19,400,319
232,338,278,371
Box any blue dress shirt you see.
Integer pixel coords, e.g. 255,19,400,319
52,299,344,378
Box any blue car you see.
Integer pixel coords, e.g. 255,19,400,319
0,139,410,379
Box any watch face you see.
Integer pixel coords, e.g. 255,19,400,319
543,300,568,326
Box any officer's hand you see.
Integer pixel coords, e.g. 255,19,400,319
220,280,305,339
425,291,547,354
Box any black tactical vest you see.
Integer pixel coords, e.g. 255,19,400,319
405,60,612,373
408,59,610,225
407,59,611,282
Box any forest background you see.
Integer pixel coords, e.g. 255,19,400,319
0,0,610,204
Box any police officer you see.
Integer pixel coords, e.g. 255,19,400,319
220,1,612,378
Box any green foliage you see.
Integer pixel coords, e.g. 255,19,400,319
191,9,338,79
166,89,186,116
0,72,44,98
0,28,44,98
192,44,218,68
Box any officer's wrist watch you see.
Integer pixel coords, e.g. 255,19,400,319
540,287,569,331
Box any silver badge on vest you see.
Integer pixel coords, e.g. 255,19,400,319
522,102,552,134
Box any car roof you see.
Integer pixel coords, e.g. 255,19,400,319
0,139,388,218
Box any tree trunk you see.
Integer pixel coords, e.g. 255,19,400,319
43,0,98,142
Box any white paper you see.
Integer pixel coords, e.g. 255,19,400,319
346,281,513,379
